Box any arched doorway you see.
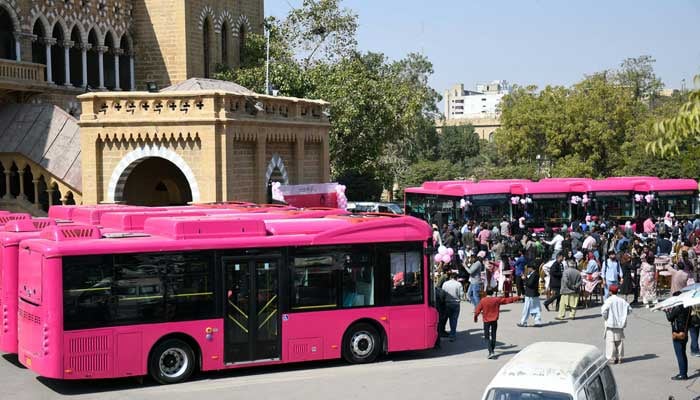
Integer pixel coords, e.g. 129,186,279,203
51,24,66,85
0,7,16,60
265,154,289,203
69,26,82,87
86,29,99,88
121,158,193,206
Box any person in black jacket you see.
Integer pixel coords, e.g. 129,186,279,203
666,297,692,380
518,263,542,327
544,253,564,311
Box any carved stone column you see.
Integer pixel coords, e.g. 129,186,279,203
63,40,73,86
96,45,107,90
44,38,56,84
2,170,12,200
113,48,123,90
81,43,90,88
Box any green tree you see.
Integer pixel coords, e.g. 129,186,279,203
215,1,441,198
613,55,664,103
438,125,480,165
648,75,700,156
495,72,642,177
399,159,464,188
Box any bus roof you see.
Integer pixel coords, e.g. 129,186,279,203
98,208,348,231
486,342,605,394
21,214,431,257
0,218,58,246
404,177,699,197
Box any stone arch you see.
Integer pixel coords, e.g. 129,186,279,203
29,12,51,38
50,16,70,39
104,28,118,48
107,145,200,203
68,21,86,44
0,2,21,32
217,10,236,37
0,4,18,60
265,153,289,185
197,5,216,30
234,14,252,35
85,24,103,46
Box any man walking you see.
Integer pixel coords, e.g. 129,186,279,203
441,272,463,341
474,289,522,358
514,250,527,297
601,284,631,364
603,250,623,299
467,252,485,307
518,263,543,327
544,253,564,311
558,258,582,320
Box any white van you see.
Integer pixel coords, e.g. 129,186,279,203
482,342,619,400
346,202,403,214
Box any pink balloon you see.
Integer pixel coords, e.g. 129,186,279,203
447,248,454,256
442,254,452,263
434,254,442,263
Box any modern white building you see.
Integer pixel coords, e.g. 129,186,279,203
444,80,510,120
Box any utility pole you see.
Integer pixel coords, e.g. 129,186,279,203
265,24,270,95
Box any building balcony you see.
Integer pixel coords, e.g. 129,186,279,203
0,58,47,92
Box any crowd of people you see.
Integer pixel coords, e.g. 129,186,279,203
432,213,700,372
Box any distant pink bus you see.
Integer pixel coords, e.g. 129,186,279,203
1,206,348,355
405,177,699,227
17,214,437,384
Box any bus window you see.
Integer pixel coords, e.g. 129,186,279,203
340,248,374,307
379,244,423,305
63,255,113,330
290,251,338,310
163,252,217,321
63,251,216,330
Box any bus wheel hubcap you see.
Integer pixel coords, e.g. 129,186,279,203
350,331,374,358
159,348,188,378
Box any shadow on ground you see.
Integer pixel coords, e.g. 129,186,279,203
36,328,489,396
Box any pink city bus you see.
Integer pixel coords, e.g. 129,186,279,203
17,214,437,384
1,205,348,355
405,177,699,228
0,219,58,353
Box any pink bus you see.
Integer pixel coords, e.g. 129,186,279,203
405,177,699,228
0,205,348,355
17,214,437,384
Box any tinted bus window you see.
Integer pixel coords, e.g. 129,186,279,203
290,250,338,310
113,254,166,325
63,251,216,330
164,252,217,321
63,255,113,330
290,245,376,311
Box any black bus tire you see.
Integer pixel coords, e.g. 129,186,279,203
148,338,196,384
342,322,381,364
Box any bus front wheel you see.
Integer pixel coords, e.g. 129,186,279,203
342,323,381,364
149,338,196,384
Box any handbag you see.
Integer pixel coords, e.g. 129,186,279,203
672,311,690,341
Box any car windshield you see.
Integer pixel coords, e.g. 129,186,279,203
486,388,573,400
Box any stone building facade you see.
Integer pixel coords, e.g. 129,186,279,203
78,84,330,205
0,1,332,211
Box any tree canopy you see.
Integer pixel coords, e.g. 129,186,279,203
216,0,440,200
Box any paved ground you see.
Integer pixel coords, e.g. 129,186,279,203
2,297,700,400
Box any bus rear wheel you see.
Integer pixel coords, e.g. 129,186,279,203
149,338,196,384
342,323,381,364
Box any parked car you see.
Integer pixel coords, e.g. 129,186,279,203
346,202,403,214
482,342,619,400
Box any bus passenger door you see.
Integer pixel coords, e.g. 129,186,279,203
223,257,280,364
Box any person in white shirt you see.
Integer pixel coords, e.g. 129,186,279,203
601,284,631,364
545,232,564,260
442,273,463,341
582,233,597,252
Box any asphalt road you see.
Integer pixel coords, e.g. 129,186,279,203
2,297,699,400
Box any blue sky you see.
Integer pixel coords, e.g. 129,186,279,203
266,0,700,95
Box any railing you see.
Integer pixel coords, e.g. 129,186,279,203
78,91,331,125
0,59,46,83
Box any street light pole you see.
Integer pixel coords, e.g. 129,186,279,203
265,25,270,95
